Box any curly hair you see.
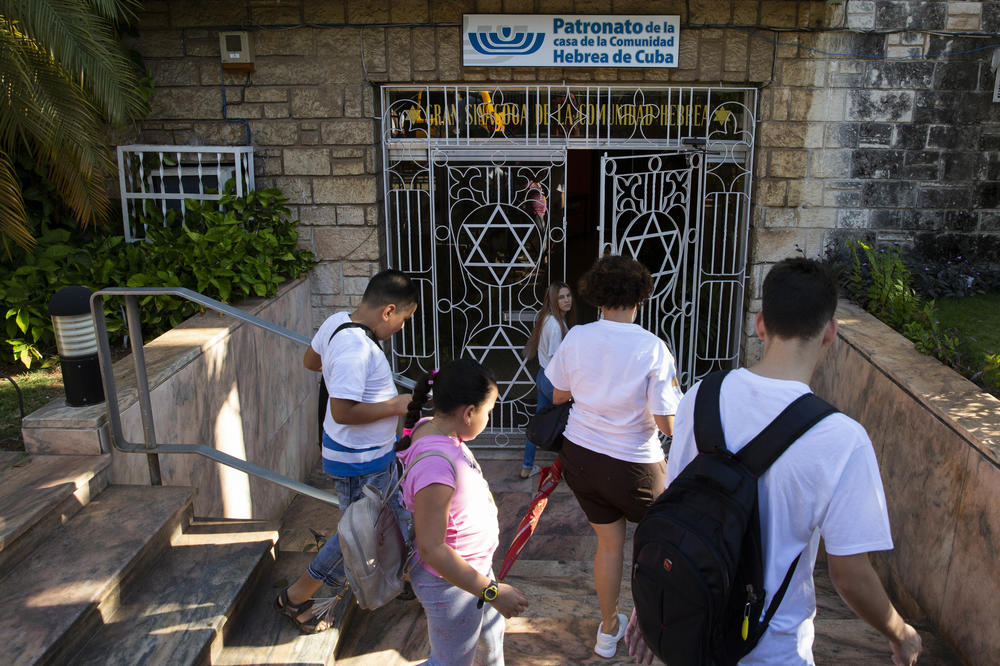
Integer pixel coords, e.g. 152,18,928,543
396,358,498,451
577,255,653,309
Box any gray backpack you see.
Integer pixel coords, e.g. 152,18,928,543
339,451,456,609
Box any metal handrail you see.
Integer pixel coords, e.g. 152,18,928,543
91,287,340,508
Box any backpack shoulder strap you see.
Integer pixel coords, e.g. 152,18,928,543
330,321,378,345
693,369,732,454
736,393,838,477
384,451,458,501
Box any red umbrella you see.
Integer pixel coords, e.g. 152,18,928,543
498,457,564,581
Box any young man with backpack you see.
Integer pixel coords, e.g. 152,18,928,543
275,269,418,633
627,257,921,665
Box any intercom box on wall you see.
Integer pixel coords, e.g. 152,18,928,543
220,31,254,70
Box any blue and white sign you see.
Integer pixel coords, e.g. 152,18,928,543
463,14,680,68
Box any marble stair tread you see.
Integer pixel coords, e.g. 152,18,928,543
0,484,193,666
68,517,278,665
333,594,428,666
0,454,111,569
215,551,354,666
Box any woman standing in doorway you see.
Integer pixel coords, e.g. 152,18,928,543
544,255,682,659
521,281,576,479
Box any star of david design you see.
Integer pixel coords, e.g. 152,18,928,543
713,107,735,126
621,211,681,296
460,204,538,285
464,325,536,402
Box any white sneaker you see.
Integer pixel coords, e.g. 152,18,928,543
594,612,628,658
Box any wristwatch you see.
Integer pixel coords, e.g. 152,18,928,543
477,580,499,608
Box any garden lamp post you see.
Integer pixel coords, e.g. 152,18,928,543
49,286,105,406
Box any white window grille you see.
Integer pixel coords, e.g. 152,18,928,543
117,145,255,241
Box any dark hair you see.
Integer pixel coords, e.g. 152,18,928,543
577,255,653,309
362,269,418,308
396,358,498,451
761,257,838,339
524,281,576,360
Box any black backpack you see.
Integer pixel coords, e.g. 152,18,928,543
631,369,837,665
317,322,378,446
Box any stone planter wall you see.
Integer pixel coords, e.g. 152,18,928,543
22,278,320,521
812,300,1000,664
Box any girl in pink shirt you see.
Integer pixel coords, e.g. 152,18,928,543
397,359,529,666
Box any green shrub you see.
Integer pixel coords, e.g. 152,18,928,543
1,183,315,368
832,237,999,399
845,240,922,330
983,353,1000,393
901,302,965,369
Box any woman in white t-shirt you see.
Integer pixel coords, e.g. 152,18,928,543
521,281,576,478
545,255,683,659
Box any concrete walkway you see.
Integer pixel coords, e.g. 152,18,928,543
331,449,960,664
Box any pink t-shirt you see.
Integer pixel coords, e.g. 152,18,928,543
397,431,499,577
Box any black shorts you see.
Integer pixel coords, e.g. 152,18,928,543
558,438,666,524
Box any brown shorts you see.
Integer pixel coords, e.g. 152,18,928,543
558,438,666,525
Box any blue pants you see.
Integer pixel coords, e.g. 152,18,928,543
411,564,505,666
307,460,410,590
523,367,554,468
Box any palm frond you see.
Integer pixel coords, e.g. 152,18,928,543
34,140,112,228
0,30,106,153
0,149,34,256
85,0,139,24
0,0,142,248
1,0,145,124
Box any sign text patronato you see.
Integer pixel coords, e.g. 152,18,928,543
463,15,680,69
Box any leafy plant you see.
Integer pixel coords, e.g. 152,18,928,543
845,240,921,330
901,302,965,369
1,183,315,368
983,353,1000,393
831,236,1000,400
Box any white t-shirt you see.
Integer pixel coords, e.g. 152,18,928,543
667,368,894,665
545,319,682,463
537,315,564,368
312,312,398,459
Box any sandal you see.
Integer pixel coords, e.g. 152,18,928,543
275,587,329,634
519,465,540,479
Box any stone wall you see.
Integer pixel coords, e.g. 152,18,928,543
126,1,999,355
812,300,1000,664
22,279,319,521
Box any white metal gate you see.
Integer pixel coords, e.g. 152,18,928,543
381,85,756,444
432,149,566,439
599,152,702,387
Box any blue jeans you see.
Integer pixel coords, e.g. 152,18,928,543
411,564,505,666
307,460,411,590
523,367,554,468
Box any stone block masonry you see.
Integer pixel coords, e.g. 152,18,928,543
126,0,1000,345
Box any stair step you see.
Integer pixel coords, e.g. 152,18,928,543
334,594,426,666
215,551,354,665
0,484,194,666
68,518,278,665
0,454,111,574
274,484,342,555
